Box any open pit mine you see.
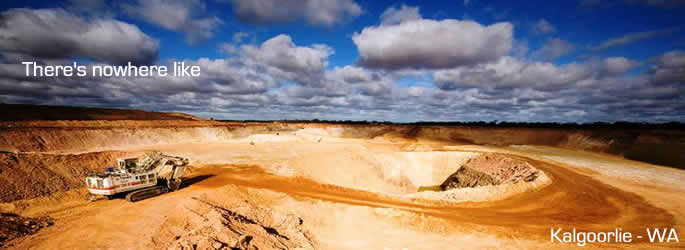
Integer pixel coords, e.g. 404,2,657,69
0,105,684,249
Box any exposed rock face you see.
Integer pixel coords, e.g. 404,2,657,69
440,153,540,190
0,151,129,203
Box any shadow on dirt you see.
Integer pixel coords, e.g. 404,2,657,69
181,174,215,189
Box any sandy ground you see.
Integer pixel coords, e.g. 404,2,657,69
2,130,684,249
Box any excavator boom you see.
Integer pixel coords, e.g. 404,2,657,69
85,152,190,202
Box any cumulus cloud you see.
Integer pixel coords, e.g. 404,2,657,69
0,8,159,65
0,28,407,121
532,38,574,61
241,34,333,86
0,7,682,122
598,57,641,77
327,65,375,83
0,54,278,115
426,49,684,122
433,56,592,90
325,66,393,96
649,50,685,84
534,19,556,34
219,32,255,55
0,33,335,110
2,49,683,122
227,0,362,26
510,39,530,59
123,0,222,44
380,5,421,25
218,43,238,55
353,19,513,70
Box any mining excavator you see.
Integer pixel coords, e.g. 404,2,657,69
85,152,189,202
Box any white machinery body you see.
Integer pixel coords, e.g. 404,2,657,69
86,152,188,198
86,170,158,196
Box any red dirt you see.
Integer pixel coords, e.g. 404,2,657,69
0,151,127,202
0,106,683,249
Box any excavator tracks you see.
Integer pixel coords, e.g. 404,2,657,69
125,186,168,202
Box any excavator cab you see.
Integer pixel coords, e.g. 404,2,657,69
118,158,139,174
87,152,190,202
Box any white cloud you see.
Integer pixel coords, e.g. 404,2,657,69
328,65,375,83
532,38,574,61
326,66,393,96
0,8,158,64
380,5,421,25
228,0,362,26
598,57,641,77
220,32,254,55
2,49,682,122
241,34,333,86
433,56,592,90
123,0,222,44
564,110,587,117
591,28,678,51
353,19,513,69
511,39,530,58
406,87,425,97
0,9,682,123
218,43,238,55
650,50,685,84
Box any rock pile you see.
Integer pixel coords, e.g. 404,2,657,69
160,186,318,250
440,153,540,190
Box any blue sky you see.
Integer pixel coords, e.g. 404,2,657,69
0,0,684,122
4,0,683,67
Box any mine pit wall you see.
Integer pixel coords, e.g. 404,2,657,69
0,121,683,168
0,121,683,203
0,121,294,203
0,126,237,153
327,124,685,169
0,151,128,202
286,149,478,195
0,121,291,153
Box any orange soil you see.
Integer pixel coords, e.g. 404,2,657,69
0,119,683,249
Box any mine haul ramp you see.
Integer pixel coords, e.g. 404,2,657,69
85,152,189,202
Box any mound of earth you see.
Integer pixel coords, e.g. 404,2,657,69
0,213,53,247
440,153,540,190
0,152,128,202
157,186,318,250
